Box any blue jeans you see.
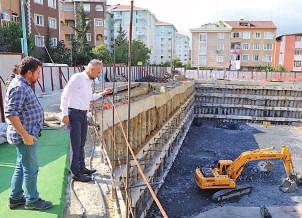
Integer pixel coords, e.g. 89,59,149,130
9,142,39,204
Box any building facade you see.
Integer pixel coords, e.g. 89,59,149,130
154,21,177,65
175,33,190,65
108,4,156,63
190,21,231,69
225,20,277,70
275,33,302,72
59,0,106,48
0,0,20,27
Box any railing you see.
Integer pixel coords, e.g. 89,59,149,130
183,70,302,82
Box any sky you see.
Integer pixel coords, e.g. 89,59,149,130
107,0,302,37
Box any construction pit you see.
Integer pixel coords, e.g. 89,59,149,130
41,79,302,218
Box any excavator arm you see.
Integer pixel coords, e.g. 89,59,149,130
229,146,295,181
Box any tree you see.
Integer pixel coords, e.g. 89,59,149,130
172,58,183,68
71,3,93,66
115,25,128,64
131,40,151,65
43,37,71,64
91,45,112,64
0,22,34,54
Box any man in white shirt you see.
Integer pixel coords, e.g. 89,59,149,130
60,59,111,182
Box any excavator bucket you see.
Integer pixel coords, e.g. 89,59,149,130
279,178,298,193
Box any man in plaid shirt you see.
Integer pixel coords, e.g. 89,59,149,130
5,57,52,210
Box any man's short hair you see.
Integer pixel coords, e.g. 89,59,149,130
20,56,42,75
88,59,103,67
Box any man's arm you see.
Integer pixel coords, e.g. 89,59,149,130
7,116,36,145
60,74,80,125
91,88,112,101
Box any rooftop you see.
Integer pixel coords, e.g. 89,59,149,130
224,20,276,29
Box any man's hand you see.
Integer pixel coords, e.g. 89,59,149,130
22,133,37,146
62,115,70,126
102,88,112,96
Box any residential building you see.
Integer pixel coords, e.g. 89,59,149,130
59,0,106,48
175,33,190,65
104,10,114,51
0,0,20,27
190,21,231,69
275,33,302,72
154,20,177,65
225,20,277,70
107,4,156,64
25,0,60,55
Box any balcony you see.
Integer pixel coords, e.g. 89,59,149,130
294,55,302,61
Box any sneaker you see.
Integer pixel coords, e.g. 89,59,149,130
25,198,53,210
82,167,97,175
72,174,92,182
8,197,26,209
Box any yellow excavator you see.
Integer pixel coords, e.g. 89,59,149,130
195,145,301,202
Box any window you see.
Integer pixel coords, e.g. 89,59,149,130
86,33,91,41
232,32,240,38
50,37,57,47
199,33,207,42
95,18,103,27
199,42,207,54
294,49,302,55
264,32,274,39
217,56,224,63
296,36,302,42
83,4,90,12
243,32,250,39
199,55,207,65
66,20,74,27
253,54,260,62
85,19,90,25
65,34,74,42
242,43,249,50
34,14,44,26
253,43,260,50
242,54,249,62
35,35,44,47
263,55,272,62
264,43,273,50
254,32,261,39
48,17,57,29
63,5,73,11
217,33,224,40
294,61,302,67
34,0,43,5
48,0,56,8
217,44,224,51
1,12,10,21
95,5,103,11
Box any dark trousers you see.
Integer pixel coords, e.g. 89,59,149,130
68,108,88,176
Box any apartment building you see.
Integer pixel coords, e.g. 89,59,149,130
25,0,60,55
190,21,232,69
275,33,302,72
0,0,20,27
154,20,177,65
108,4,156,63
225,20,277,70
175,33,190,65
60,0,106,48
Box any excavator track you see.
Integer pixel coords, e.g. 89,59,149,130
212,185,252,202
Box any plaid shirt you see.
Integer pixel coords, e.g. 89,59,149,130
4,76,44,144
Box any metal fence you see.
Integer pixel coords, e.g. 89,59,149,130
183,70,302,82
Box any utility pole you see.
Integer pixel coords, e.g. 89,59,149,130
20,0,28,56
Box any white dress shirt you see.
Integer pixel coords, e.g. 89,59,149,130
60,71,102,116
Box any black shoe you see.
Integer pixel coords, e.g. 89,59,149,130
72,174,92,182
82,167,97,175
8,196,26,209
25,198,53,210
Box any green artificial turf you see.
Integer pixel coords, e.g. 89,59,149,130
0,128,69,218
